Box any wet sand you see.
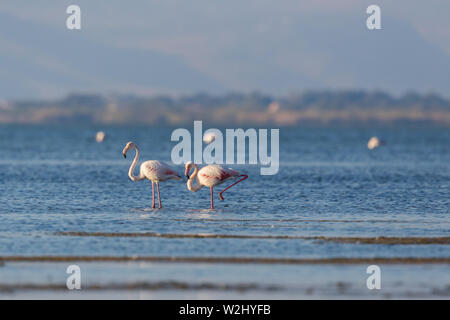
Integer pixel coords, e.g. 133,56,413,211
2,256,450,264
1,261,449,299
56,232,450,244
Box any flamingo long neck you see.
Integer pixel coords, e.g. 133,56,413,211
128,146,144,182
187,164,203,192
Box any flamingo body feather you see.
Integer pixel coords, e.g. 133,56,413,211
140,160,182,182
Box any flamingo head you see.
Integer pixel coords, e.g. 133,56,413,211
122,141,136,158
184,161,194,179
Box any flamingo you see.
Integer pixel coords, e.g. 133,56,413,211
185,162,248,209
122,141,181,208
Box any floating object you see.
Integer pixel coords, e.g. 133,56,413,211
185,162,248,210
267,101,280,114
122,142,182,209
96,131,106,143
203,132,216,144
368,136,380,150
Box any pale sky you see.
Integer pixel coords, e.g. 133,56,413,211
1,1,450,99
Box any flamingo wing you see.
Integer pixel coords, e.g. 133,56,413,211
142,161,181,181
198,165,239,187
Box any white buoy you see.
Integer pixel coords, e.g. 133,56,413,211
267,101,280,114
203,132,216,144
368,136,380,150
96,131,106,143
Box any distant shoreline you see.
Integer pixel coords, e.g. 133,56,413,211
2,90,450,126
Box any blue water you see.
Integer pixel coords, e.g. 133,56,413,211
0,125,449,258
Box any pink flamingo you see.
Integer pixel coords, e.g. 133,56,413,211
122,141,181,208
184,161,248,209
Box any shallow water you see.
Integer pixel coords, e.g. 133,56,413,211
1,262,449,299
0,124,449,298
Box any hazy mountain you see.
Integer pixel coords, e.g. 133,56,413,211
207,14,450,95
0,12,223,100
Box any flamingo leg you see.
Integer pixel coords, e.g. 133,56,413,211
156,182,162,209
151,182,156,209
218,175,248,201
210,186,214,210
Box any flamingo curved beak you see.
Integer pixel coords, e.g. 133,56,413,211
185,174,190,179
123,153,126,158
